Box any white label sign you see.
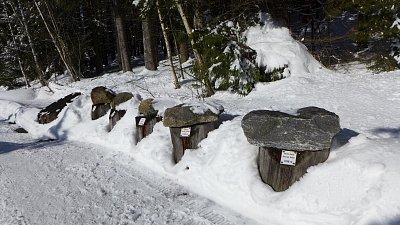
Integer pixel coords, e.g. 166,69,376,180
280,150,297,166
180,127,191,137
138,118,146,126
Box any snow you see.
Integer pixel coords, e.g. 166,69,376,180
245,14,321,76
182,100,224,115
1,20,400,225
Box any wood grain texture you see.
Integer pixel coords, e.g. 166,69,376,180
170,122,215,163
135,116,162,143
258,147,330,192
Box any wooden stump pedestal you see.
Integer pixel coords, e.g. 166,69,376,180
258,147,330,192
135,116,162,143
91,103,110,120
170,122,215,163
109,109,126,130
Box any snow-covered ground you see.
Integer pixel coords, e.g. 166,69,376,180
0,122,253,225
1,21,400,225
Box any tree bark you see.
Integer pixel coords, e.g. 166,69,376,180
14,0,46,86
178,41,189,64
175,1,204,65
156,0,180,89
142,14,158,71
112,0,131,72
175,0,214,96
3,1,31,87
33,0,80,82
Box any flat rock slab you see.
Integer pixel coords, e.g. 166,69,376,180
38,92,81,124
163,102,224,128
111,92,134,109
241,107,340,151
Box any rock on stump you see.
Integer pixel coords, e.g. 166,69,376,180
38,92,81,124
241,107,341,192
136,99,160,143
90,86,116,120
163,102,224,163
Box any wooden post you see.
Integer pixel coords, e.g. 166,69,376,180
109,109,126,130
169,122,215,163
258,147,330,192
135,116,162,143
91,103,110,120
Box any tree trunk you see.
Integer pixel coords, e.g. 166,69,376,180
178,41,189,64
175,0,214,96
112,0,131,72
15,0,46,87
156,0,180,89
142,14,158,71
175,1,204,65
3,1,31,87
86,4,104,75
17,58,31,88
33,0,80,82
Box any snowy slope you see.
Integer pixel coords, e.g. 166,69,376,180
1,21,400,225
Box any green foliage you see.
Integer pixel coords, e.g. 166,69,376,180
192,21,261,95
327,0,400,70
367,55,399,72
0,62,20,88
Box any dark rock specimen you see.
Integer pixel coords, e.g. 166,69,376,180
37,92,81,124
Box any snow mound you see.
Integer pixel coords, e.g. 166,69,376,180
245,14,322,76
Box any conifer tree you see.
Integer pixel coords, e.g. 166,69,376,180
327,0,399,70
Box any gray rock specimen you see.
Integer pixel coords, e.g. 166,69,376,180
241,107,340,151
138,99,158,118
163,103,223,128
90,86,116,105
111,92,133,109
38,92,81,124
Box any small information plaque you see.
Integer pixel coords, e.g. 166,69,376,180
280,150,297,166
180,127,191,137
138,118,146,126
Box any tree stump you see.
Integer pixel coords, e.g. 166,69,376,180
241,107,341,191
135,116,162,143
169,122,215,163
91,103,110,120
163,101,224,163
109,109,126,130
258,147,330,192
